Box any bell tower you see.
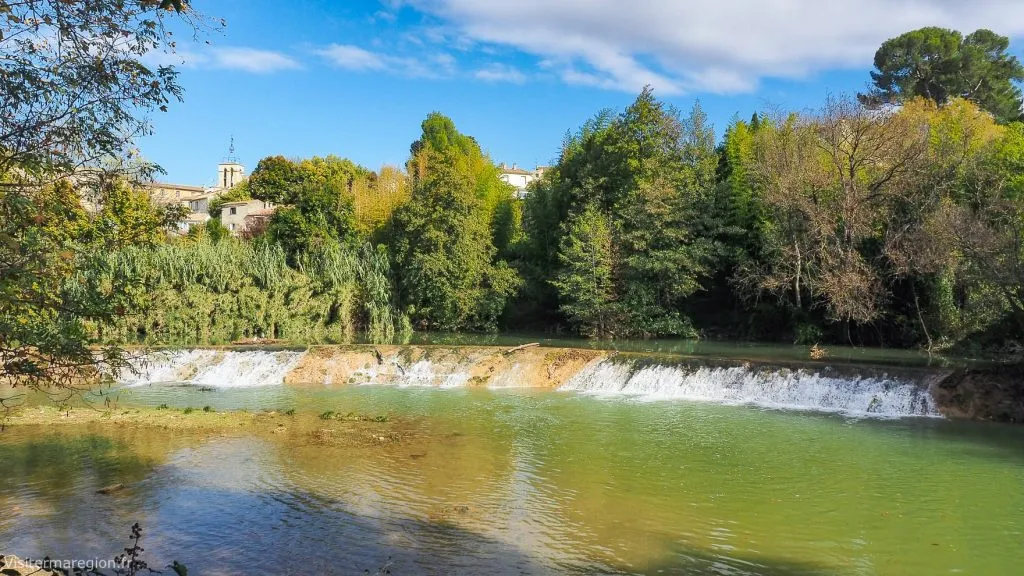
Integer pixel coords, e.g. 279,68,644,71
217,136,246,189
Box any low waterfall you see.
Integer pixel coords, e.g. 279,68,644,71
121,349,306,388
345,356,475,388
115,346,943,417
559,359,939,417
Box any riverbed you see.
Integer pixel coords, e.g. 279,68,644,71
3,378,1023,575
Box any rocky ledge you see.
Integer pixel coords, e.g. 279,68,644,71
933,364,1024,423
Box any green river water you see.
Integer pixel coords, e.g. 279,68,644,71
2,378,1023,575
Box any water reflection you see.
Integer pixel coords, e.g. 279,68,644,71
3,388,1023,575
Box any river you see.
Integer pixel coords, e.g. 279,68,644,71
1,344,1022,575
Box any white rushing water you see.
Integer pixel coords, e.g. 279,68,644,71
117,348,940,416
121,349,306,388
349,357,474,388
559,359,940,417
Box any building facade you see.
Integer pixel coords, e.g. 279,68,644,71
499,162,547,199
139,182,208,206
220,199,275,235
139,154,275,235
217,162,245,190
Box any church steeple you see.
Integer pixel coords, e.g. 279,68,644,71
217,136,245,189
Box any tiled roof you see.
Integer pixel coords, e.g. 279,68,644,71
139,181,206,193
501,167,533,176
182,191,221,201
245,208,277,217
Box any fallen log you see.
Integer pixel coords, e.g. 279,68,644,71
503,342,540,355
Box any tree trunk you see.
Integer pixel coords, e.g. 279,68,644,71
913,287,934,351
794,241,803,310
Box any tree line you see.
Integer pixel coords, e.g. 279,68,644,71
174,25,1022,352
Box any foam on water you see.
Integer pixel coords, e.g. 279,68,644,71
350,357,473,388
118,348,941,416
559,359,939,417
121,349,306,388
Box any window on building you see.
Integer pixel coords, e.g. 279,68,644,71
230,207,237,215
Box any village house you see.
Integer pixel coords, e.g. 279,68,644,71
138,149,275,235
177,211,211,234
499,163,549,199
139,181,207,205
220,199,276,235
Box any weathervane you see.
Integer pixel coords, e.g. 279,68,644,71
225,135,239,164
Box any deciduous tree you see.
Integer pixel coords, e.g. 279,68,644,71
0,0,203,395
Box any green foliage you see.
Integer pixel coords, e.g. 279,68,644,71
248,156,306,204
204,218,231,243
0,178,147,392
93,180,179,249
514,174,570,325
388,114,521,332
716,117,766,249
9,19,1024,367
103,238,404,345
0,0,203,393
793,323,824,346
534,88,719,337
353,165,410,240
0,1,195,179
551,204,618,337
864,27,1024,123
299,155,372,194
248,155,363,261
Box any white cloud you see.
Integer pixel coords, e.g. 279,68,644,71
315,44,387,70
209,47,302,73
403,0,1024,94
474,63,527,83
432,53,458,75
316,43,455,78
143,46,301,73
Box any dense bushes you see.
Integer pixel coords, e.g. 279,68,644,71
104,239,404,344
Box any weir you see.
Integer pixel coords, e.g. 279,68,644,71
120,346,945,417
122,349,307,388
561,358,939,417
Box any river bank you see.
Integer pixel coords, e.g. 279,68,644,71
933,364,1024,422
2,404,414,451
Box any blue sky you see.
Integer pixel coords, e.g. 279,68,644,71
140,0,1024,186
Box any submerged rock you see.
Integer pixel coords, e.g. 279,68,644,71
97,483,127,495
